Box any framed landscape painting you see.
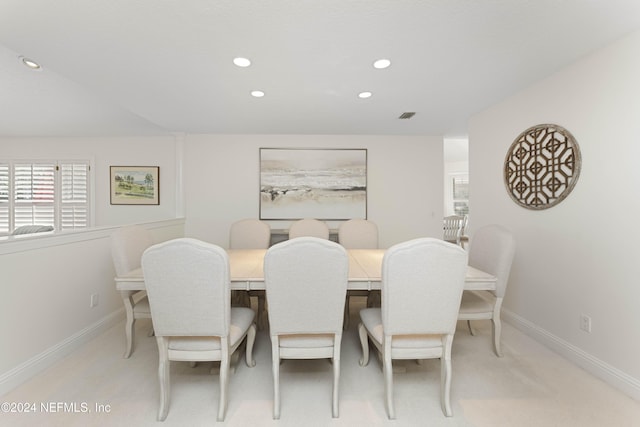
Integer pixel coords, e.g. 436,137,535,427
260,148,367,220
110,166,159,205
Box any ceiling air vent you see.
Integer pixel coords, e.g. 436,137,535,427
398,112,416,119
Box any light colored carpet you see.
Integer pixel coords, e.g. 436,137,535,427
2,298,639,427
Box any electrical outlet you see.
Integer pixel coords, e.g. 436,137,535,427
90,293,99,308
579,314,591,333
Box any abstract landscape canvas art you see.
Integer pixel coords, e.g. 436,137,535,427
260,148,367,220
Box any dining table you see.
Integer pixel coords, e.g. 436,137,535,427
115,247,497,355
115,248,497,293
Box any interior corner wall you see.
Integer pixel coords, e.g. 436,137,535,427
182,134,444,249
468,29,640,392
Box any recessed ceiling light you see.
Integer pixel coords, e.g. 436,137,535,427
233,57,251,67
251,90,265,98
358,91,373,99
20,56,42,70
373,59,391,69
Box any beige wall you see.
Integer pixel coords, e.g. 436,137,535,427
469,29,640,397
0,219,184,395
0,136,179,227
183,134,444,249
1,132,446,394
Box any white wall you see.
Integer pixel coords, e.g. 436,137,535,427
0,136,179,226
0,219,184,395
1,136,183,394
182,134,444,249
0,133,443,396
469,30,640,397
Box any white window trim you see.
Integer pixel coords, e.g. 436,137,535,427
0,158,94,236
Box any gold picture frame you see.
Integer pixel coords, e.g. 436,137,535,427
110,166,159,205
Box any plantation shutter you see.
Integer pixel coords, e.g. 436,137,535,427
60,162,90,230
0,164,8,233
14,163,55,228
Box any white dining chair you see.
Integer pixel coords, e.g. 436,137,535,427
338,218,378,249
458,224,516,357
229,218,271,329
338,218,379,328
264,237,349,419
288,218,329,239
142,238,256,422
229,218,271,249
110,225,154,358
443,215,467,245
358,238,468,418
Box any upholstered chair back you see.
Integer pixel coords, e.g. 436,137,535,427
382,238,468,336
468,225,516,298
111,225,153,276
229,218,271,249
265,237,348,335
338,219,378,249
142,238,230,337
288,218,330,240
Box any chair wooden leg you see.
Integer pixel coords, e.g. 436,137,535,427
123,295,135,359
246,324,257,367
332,360,340,417
467,320,475,336
491,298,504,356
358,323,370,366
383,339,395,419
441,334,453,417
332,338,341,418
124,319,135,359
271,336,281,420
229,349,240,374
492,317,503,357
156,337,170,421
217,340,230,422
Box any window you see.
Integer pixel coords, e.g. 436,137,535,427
0,160,91,235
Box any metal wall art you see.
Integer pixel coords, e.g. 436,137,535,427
504,124,581,210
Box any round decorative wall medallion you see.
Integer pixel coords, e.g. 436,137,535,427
504,124,581,210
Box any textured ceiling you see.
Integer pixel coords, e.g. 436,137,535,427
1,0,639,138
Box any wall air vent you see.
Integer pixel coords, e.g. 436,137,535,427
398,112,416,119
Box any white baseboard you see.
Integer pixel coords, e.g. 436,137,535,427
502,308,640,401
0,309,124,397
